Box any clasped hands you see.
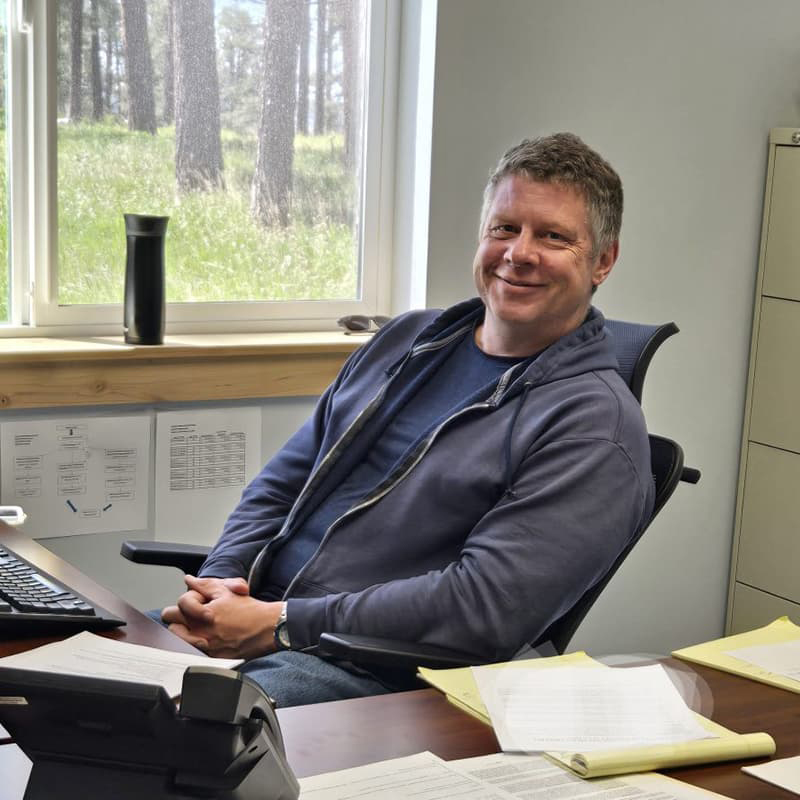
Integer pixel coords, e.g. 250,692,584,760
161,574,283,661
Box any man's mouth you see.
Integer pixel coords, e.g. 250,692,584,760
497,274,541,289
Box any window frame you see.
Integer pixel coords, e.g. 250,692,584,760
6,0,397,337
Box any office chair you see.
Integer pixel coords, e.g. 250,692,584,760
122,319,700,668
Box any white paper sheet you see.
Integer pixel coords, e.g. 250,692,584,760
449,752,733,799
472,663,713,753
724,638,800,682
742,754,800,795
0,631,241,698
298,751,511,799
154,407,261,545
0,416,150,536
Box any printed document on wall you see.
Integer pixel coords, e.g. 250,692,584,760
0,415,150,537
155,408,261,546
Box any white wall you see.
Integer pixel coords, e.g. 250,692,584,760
424,0,800,654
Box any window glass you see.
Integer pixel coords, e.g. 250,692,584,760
0,0,7,321
55,0,365,307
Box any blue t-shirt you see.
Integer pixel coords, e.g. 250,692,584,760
262,330,530,598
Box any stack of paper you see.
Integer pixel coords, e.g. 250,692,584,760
673,616,800,693
418,652,774,778
299,750,736,799
0,631,242,698
418,650,598,724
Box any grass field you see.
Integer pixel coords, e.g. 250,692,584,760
0,128,7,321
0,121,359,319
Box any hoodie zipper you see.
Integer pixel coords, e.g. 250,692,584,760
247,324,474,587
282,361,524,596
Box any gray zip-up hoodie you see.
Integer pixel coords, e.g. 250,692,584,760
199,298,655,662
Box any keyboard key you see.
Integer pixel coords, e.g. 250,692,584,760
0,544,116,629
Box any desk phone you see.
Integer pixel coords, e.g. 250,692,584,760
0,665,299,800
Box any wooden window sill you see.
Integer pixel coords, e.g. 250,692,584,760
0,332,366,410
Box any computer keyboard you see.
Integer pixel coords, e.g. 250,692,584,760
0,544,125,635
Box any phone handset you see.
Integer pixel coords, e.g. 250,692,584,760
180,667,281,734
178,666,299,800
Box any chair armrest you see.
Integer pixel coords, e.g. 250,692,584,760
680,466,701,484
120,540,210,574
317,632,486,670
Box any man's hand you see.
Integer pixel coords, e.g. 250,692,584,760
161,575,283,660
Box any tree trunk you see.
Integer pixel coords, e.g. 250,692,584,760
296,0,310,136
163,0,175,125
90,0,103,120
251,0,303,227
338,0,362,169
69,0,83,122
325,16,336,112
314,0,326,136
174,0,224,191
121,0,157,134
104,5,114,112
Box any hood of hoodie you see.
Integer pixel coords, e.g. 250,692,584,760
398,297,620,402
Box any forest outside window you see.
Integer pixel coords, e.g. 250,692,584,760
4,0,395,335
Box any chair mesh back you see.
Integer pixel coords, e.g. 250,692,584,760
604,320,679,403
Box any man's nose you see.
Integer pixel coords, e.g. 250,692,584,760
506,232,539,267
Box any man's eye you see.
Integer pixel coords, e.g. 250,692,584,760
489,224,516,235
544,231,565,241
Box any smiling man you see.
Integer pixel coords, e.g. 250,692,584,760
161,133,655,707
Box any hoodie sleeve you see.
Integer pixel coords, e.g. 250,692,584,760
197,344,370,579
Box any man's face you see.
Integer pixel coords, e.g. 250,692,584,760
473,175,617,356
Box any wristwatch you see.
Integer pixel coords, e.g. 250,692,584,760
274,602,291,650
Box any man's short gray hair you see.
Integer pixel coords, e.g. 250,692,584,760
479,133,623,257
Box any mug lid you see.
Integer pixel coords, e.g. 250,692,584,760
124,214,169,236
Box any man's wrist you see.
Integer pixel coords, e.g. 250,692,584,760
274,601,291,650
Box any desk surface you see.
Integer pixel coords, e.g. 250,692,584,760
0,524,199,659
1,525,798,799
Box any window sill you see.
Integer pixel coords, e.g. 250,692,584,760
0,332,366,410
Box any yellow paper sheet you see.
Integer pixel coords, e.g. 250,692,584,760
418,650,604,724
672,616,800,694
548,716,775,778
420,653,775,779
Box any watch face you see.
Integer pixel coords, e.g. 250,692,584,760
276,622,290,649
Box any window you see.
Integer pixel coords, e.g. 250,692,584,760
0,2,7,323
5,0,395,335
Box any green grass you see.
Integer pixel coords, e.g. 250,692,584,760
55,121,358,305
0,128,7,321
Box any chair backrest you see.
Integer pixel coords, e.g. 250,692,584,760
531,319,687,654
604,319,679,403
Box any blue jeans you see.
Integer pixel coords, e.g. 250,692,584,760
239,650,392,707
147,609,404,707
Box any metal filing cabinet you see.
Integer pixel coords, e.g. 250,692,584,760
727,128,800,632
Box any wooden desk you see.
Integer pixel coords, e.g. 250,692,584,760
1,525,799,799
275,664,800,799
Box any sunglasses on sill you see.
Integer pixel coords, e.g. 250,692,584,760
337,314,391,335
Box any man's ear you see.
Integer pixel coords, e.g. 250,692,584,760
591,240,619,288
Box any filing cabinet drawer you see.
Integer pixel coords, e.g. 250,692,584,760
730,582,800,633
750,297,800,452
763,145,800,301
737,442,800,604
727,130,800,636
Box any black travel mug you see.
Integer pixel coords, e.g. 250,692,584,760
123,213,168,345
